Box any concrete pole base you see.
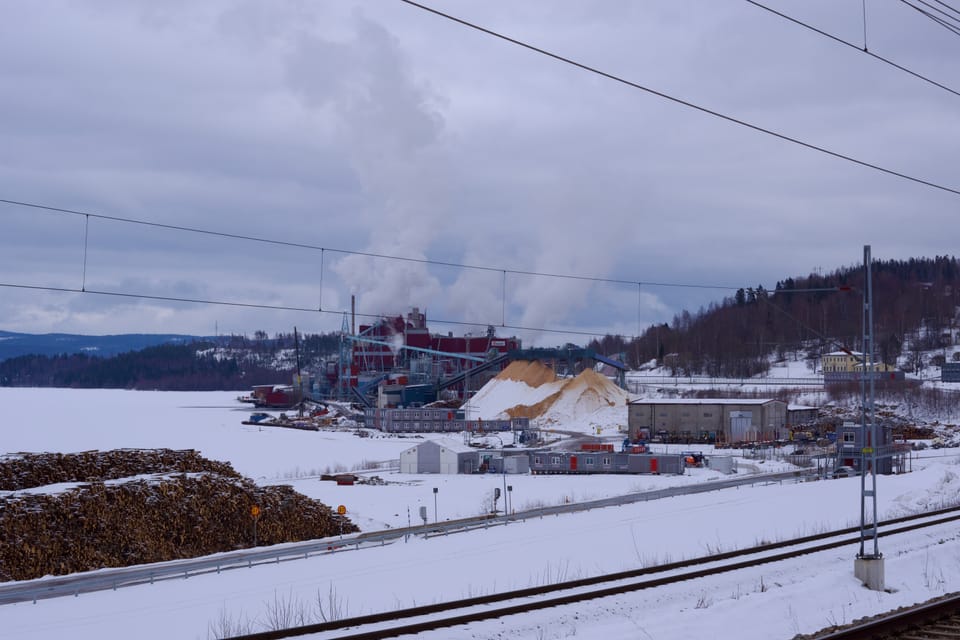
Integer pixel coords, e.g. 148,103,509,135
854,556,885,591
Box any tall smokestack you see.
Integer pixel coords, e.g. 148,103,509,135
351,295,355,336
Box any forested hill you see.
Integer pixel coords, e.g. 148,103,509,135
589,256,960,378
0,332,340,390
3,256,957,388
0,331,208,362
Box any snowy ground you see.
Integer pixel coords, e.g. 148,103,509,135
3,388,960,640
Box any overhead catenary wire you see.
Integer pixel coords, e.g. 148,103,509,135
0,194,879,344
0,197,734,292
397,0,960,198
900,0,960,35
906,0,960,26
6,4,956,341
746,0,960,99
756,287,863,358
932,0,960,18
0,281,628,340
0,195,747,340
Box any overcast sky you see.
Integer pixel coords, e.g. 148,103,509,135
1,0,957,345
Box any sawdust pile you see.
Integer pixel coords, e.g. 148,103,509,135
470,360,629,424
496,360,558,387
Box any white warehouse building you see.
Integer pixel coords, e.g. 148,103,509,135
399,439,477,474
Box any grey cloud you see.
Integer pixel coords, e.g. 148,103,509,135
0,1,957,343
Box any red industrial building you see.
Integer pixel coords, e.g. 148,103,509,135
351,307,520,378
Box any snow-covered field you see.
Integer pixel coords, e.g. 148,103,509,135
3,387,960,640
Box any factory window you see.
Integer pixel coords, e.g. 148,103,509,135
534,456,542,465
602,456,611,466
585,457,594,465
703,412,713,418
843,432,856,444
551,456,561,465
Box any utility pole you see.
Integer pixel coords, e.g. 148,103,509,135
855,244,884,590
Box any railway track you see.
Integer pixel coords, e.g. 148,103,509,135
0,469,807,606
225,507,960,640
811,592,960,639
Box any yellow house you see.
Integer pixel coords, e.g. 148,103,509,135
821,351,859,373
821,351,894,373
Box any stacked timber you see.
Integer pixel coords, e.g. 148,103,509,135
0,449,356,582
0,449,240,490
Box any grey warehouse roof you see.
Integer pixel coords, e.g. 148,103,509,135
627,398,780,405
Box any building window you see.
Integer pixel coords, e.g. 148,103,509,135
585,457,594,465
843,432,855,444
602,456,611,466
703,412,713,418
534,456,542,465
551,456,561,465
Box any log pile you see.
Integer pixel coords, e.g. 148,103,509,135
0,450,357,582
0,449,240,490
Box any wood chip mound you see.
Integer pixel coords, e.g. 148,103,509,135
495,360,559,387
0,449,356,582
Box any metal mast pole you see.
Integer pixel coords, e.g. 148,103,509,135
338,312,351,401
859,244,880,559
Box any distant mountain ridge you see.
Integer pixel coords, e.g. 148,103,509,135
0,331,211,362
0,330,340,390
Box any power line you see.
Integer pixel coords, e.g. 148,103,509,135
745,0,960,99
760,287,874,360
932,0,960,19
908,0,960,25
0,281,629,340
397,0,960,198
0,196,753,340
0,197,736,292
900,0,960,35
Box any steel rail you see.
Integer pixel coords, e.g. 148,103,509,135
0,470,810,605
811,592,960,639
224,508,960,640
